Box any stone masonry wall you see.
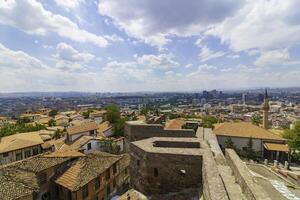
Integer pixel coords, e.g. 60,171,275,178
225,149,272,200
130,144,202,195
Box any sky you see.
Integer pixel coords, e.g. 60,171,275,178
0,0,300,92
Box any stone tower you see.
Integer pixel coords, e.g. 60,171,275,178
262,89,270,129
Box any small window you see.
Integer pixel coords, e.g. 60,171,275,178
87,143,92,150
106,185,111,195
113,163,117,174
2,152,8,157
25,150,31,158
32,147,39,155
82,185,88,198
95,177,100,190
105,169,110,180
154,168,158,177
125,168,128,175
38,173,47,185
113,179,116,188
16,152,23,161
55,185,60,196
137,160,140,167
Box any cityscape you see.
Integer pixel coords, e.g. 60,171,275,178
1,0,300,200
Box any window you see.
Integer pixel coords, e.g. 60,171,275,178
87,143,92,150
82,185,88,199
25,150,31,158
154,168,158,177
16,152,23,161
55,185,60,197
125,168,128,175
95,177,100,190
38,173,47,185
113,179,116,188
113,163,117,174
2,152,8,157
137,160,140,167
32,147,39,155
105,169,110,180
106,185,111,195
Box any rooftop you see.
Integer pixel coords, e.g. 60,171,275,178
213,122,285,141
131,137,202,156
165,118,186,130
67,121,98,135
54,152,125,191
0,131,44,154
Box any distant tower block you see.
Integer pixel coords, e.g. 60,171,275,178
262,89,270,129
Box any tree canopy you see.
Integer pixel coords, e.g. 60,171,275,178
48,109,58,117
105,104,120,123
251,112,262,126
202,116,218,128
283,121,300,159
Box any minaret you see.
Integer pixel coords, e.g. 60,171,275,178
262,89,270,129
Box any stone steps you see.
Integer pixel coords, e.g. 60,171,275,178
218,165,247,200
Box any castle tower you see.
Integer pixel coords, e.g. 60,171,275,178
262,89,270,129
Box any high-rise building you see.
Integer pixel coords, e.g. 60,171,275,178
242,93,247,105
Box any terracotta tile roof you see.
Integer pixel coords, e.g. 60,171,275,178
11,155,72,173
44,150,85,158
54,152,124,191
213,122,285,141
165,118,186,129
59,135,93,151
0,167,39,200
67,121,98,135
264,143,289,152
98,121,112,133
0,132,44,153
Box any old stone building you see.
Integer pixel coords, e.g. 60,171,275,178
130,137,202,195
0,150,130,200
129,135,229,200
124,121,196,151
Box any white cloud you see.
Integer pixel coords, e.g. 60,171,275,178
185,64,193,68
98,0,243,47
0,43,45,69
254,49,290,66
0,0,108,47
104,34,124,42
207,0,300,51
199,46,226,62
136,54,179,69
55,43,94,63
54,0,84,9
226,54,240,59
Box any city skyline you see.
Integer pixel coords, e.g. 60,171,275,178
1,0,300,92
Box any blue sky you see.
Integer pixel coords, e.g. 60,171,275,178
0,0,300,92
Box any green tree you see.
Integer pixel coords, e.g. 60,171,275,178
48,119,56,127
202,116,218,128
113,118,127,137
283,121,300,159
251,112,262,126
225,137,235,149
105,104,120,123
82,111,90,119
53,129,61,139
48,109,58,117
17,117,31,124
245,137,257,160
0,123,46,137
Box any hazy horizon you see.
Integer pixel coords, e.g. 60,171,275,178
1,0,300,92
